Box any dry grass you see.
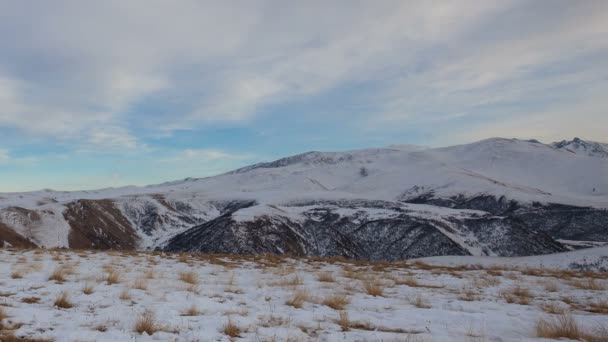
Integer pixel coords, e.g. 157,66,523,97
323,294,350,310
337,311,350,331
568,278,606,291
181,305,202,316
537,314,580,339
48,267,68,283
0,307,8,321
540,301,567,315
132,278,148,291
412,294,432,309
134,310,160,335
94,323,108,332
0,333,54,342
500,286,532,305
540,280,559,292
393,276,419,287
472,276,500,288
82,283,95,295
119,289,131,301
53,291,73,309
535,314,608,341
586,300,608,314
362,278,385,297
177,253,189,263
143,268,156,279
179,271,199,285
458,287,481,302
105,267,122,285
21,297,41,304
223,318,242,338
275,274,303,287
10,269,24,279
286,290,309,308
316,271,336,282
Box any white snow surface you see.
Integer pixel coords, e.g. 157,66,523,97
420,246,608,271
0,137,606,248
1,248,607,341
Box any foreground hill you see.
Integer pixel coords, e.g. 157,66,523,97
0,248,607,341
0,137,607,259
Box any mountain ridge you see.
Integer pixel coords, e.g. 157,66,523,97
0,137,606,260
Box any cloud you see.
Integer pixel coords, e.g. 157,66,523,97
164,149,255,163
0,0,607,150
443,88,608,145
0,1,516,134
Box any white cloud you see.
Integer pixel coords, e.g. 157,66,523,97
443,89,608,146
167,149,254,162
0,0,606,146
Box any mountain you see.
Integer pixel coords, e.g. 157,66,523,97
0,137,607,260
552,137,608,158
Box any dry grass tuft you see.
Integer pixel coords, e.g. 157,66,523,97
53,291,73,309
94,323,108,332
119,289,131,301
397,276,420,287
534,314,607,341
143,268,156,279
540,280,559,292
568,278,606,291
105,267,122,285
276,274,303,287
21,297,41,304
500,286,532,305
0,333,54,342
286,290,309,308
177,253,189,263
48,267,68,283
317,271,336,282
10,269,24,279
179,271,199,285
223,318,242,338
362,278,385,297
181,305,202,316
586,300,608,314
134,310,160,335
540,301,567,315
458,287,481,302
82,283,95,295
412,294,432,309
323,294,350,310
132,278,148,291
337,311,350,331
0,307,8,321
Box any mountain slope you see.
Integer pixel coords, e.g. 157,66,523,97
0,137,606,260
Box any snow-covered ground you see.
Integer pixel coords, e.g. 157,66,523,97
1,248,607,341
420,246,608,272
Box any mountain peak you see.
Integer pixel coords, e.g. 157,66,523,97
552,138,608,158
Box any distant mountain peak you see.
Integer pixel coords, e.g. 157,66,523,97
552,138,608,158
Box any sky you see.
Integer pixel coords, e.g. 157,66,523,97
0,0,607,192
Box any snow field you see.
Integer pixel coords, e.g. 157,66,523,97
0,249,607,341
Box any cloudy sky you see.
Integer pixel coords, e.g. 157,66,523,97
1,0,607,192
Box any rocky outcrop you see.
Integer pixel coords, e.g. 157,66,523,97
63,199,138,249
0,222,37,248
164,200,567,260
402,193,608,243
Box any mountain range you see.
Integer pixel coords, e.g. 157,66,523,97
1,137,606,260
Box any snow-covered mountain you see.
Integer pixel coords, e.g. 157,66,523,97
1,137,607,260
552,137,608,158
